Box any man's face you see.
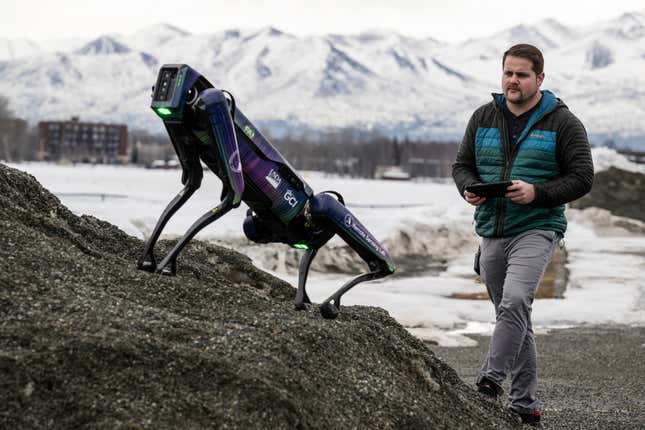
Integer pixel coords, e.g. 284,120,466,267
502,55,544,105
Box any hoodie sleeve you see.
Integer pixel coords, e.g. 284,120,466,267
532,112,594,207
452,109,482,197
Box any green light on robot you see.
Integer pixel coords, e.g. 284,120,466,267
156,107,172,116
293,243,309,250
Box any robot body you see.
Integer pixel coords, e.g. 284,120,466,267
139,64,395,318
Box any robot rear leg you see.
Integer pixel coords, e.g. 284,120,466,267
298,192,396,319
155,193,235,275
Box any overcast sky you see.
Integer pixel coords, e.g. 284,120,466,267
3,0,644,43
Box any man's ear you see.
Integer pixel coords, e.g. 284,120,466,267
537,72,545,87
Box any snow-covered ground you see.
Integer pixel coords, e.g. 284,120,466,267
8,148,645,346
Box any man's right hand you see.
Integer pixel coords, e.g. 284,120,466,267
464,190,487,206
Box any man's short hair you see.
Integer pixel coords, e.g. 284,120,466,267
503,44,544,75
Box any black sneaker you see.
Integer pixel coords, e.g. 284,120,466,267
518,410,543,428
476,377,500,398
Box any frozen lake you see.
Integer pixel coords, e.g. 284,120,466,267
8,156,645,346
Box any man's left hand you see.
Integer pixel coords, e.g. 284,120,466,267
506,180,535,204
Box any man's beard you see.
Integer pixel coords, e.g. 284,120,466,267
506,88,537,105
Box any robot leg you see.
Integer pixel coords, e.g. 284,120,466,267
137,148,203,273
308,192,396,319
155,194,235,275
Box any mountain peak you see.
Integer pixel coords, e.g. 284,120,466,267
537,18,570,33
355,29,427,46
126,23,191,52
241,26,294,43
1,14,644,144
500,24,558,49
259,26,289,37
134,22,191,38
618,11,644,21
533,18,576,45
75,36,131,55
607,11,645,39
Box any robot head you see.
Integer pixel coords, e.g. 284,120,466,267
150,64,214,121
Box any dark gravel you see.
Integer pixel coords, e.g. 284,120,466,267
571,166,645,223
428,325,645,429
0,162,523,429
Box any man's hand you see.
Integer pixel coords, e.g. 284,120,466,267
464,190,487,206
506,180,535,204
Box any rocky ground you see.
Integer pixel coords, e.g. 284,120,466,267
431,164,645,429
571,166,645,223
0,162,521,429
428,325,645,430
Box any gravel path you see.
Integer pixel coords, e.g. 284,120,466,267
427,325,645,429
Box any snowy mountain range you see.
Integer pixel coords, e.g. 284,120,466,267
1,12,644,147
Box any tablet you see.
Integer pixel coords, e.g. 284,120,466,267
465,181,513,198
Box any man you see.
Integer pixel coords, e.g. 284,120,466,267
452,44,593,427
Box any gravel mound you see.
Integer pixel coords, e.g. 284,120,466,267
571,166,645,223
0,163,518,429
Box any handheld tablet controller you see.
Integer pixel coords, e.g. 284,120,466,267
465,181,513,198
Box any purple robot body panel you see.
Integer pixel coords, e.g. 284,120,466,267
232,110,314,198
199,89,244,205
236,135,308,223
309,194,394,271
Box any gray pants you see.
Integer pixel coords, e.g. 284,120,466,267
476,229,559,413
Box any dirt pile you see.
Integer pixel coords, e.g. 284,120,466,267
571,166,645,223
0,163,518,429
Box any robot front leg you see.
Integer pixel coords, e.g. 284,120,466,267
155,193,235,275
137,158,203,273
303,193,396,319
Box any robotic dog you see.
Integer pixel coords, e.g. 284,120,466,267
137,64,395,319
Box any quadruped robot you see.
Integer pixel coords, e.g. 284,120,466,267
137,64,395,319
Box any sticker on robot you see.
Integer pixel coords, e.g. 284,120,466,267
243,125,255,139
228,150,242,173
266,169,282,189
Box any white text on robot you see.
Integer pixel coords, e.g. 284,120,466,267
284,189,299,207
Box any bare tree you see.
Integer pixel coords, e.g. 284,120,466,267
0,96,14,161
0,97,33,162
0,96,12,119
129,128,175,166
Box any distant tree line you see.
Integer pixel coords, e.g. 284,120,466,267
129,128,177,167
0,96,34,162
1,95,459,177
129,126,459,178
0,95,457,178
2,95,644,173
269,129,459,178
